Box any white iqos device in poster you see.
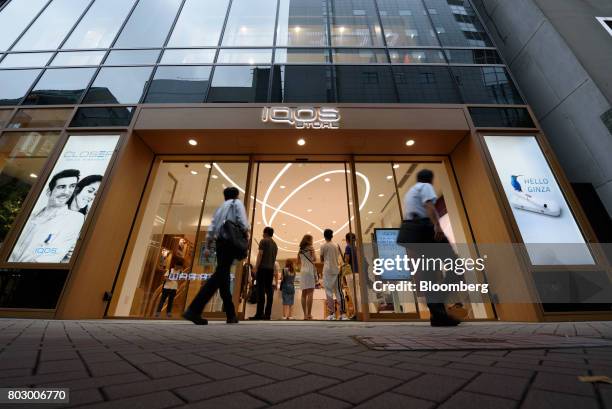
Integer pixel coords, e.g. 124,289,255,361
9,135,120,264
484,136,594,265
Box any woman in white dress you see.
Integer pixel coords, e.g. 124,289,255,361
297,234,317,320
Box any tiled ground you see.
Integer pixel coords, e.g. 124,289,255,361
0,319,611,409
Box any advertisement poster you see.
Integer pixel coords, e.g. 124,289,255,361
374,229,410,280
484,135,593,265
9,135,120,263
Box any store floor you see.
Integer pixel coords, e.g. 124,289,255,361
0,319,611,408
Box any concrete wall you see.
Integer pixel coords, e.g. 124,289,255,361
473,0,612,216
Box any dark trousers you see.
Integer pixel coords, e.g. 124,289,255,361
255,267,274,318
157,288,177,313
187,239,237,319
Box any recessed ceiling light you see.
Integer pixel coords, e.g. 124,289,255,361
307,231,311,234
386,175,393,180
348,201,353,205
378,193,384,197
307,209,312,212
282,223,286,226
324,178,331,182
29,173,38,178
280,185,286,189
393,164,400,169
205,164,211,169
190,170,198,175
368,211,374,214
297,138,306,146
211,174,218,179
201,199,203,202
406,139,415,146
332,220,337,224
188,139,198,146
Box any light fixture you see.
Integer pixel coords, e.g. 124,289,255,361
297,138,306,146
211,174,218,179
378,193,384,197
339,26,345,33
368,211,374,214
294,26,301,32
324,177,331,182
205,164,211,169
348,201,353,205
188,139,198,146
393,164,400,169
386,175,393,180
29,173,38,179
190,170,198,175
332,220,337,224
282,223,287,226
280,185,286,189
307,209,313,213
406,139,415,146
248,58,255,65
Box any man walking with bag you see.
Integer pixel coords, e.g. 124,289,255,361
183,187,249,325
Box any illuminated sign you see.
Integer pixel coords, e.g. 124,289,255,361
261,107,340,129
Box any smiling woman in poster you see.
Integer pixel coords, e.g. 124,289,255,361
9,169,85,263
67,174,103,216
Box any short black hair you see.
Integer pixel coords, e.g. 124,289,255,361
324,229,333,240
49,169,80,190
263,226,274,237
223,186,239,200
345,232,356,242
416,169,434,184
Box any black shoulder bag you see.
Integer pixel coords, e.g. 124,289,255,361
219,200,248,259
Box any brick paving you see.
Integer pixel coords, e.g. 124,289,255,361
0,319,611,408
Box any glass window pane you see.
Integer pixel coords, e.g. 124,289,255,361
330,0,383,46
63,0,137,49
0,0,49,51
222,0,278,47
145,66,211,103
275,48,330,63
51,51,105,66
70,106,135,127
272,65,334,102
8,108,72,128
83,66,153,104
13,0,91,51
0,109,12,128
0,69,42,105
160,49,216,64
104,50,160,65
389,49,446,64
451,66,523,104
24,68,96,105
423,0,492,47
333,48,388,63
217,49,272,64
393,65,461,102
276,0,329,46
208,66,270,102
445,49,502,64
469,107,535,128
0,53,53,68
114,0,182,48
377,0,439,46
0,131,62,249
336,66,397,102
167,0,229,47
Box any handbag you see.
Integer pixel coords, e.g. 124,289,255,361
219,200,248,259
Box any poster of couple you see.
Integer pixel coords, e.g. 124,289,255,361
8,135,120,263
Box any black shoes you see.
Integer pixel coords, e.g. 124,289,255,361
248,315,263,320
226,317,239,324
430,316,461,327
182,310,208,325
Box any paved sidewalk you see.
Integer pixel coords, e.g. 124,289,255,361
0,319,611,409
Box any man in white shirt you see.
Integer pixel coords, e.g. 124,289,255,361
9,169,84,263
320,229,348,321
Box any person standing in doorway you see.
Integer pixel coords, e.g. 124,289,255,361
399,168,460,327
297,234,317,320
281,259,296,319
183,187,249,325
320,229,348,321
250,227,278,320
156,263,180,318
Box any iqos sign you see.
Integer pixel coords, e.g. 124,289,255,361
261,106,341,129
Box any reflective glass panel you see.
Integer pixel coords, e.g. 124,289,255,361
24,68,96,105
276,0,329,46
104,50,161,65
207,66,270,102
275,48,330,63
0,69,42,105
114,0,182,48
377,0,439,46
167,0,229,47
330,0,383,46
145,66,211,103
63,0,137,49
392,65,461,102
51,51,105,66
70,107,135,127
333,49,388,63
8,108,72,128
83,66,153,104
389,49,446,64
272,65,334,102
222,0,278,46
423,0,492,47
0,0,49,51
0,131,61,249
335,66,397,102
13,0,91,51
445,49,502,65
217,49,273,64
451,66,523,104
0,53,53,68
160,49,216,64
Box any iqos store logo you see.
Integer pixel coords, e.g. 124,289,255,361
261,107,341,129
